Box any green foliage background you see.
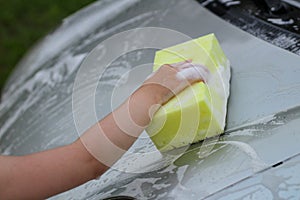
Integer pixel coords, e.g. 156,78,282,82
0,0,96,93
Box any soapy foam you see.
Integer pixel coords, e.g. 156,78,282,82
0,54,86,140
208,60,231,129
217,140,268,172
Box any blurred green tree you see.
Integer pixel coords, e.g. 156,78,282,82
0,0,96,93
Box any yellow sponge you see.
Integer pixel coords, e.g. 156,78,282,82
146,33,230,152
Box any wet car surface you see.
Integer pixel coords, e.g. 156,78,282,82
1,0,300,199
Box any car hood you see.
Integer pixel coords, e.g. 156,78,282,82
1,0,300,199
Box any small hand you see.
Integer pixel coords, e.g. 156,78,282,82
142,60,209,105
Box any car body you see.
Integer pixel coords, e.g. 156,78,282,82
1,0,300,199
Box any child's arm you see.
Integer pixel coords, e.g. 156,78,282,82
0,61,207,199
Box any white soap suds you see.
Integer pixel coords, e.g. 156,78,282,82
217,140,268,172
207,60,231,129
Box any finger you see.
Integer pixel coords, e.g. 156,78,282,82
192,64,210,76
177,65,210,83
169,59,192,68
175,61,195,69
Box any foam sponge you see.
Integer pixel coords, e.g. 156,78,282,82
146,33,231,152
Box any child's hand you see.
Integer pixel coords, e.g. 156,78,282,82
0,61,209,200
142,60,209,105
